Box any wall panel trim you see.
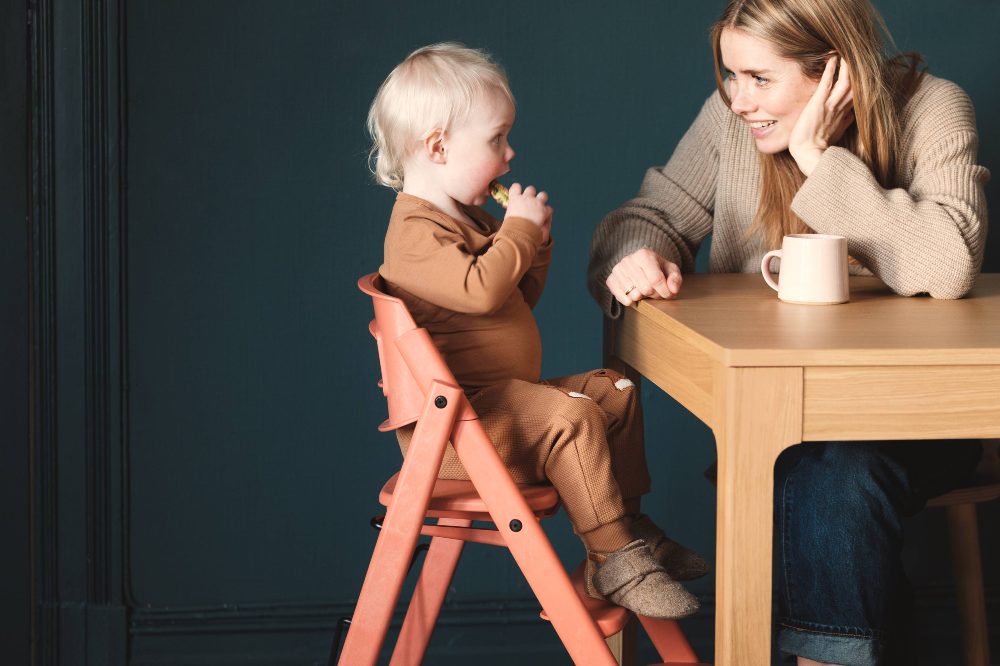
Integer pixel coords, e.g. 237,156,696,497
30,0,128,663
29,0,60,661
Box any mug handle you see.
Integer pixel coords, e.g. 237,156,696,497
760,250,782,292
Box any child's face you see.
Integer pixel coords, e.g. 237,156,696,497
442,90,516,207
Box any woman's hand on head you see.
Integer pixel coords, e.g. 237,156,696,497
788,55,855,177
505,183,553,244
607,248,682,307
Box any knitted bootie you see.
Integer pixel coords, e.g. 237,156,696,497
631,514,710,581
585,539,700,619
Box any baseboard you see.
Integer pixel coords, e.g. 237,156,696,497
129,598,562,665
128,587,1000,665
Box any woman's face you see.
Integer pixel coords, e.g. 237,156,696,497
719,27,820,154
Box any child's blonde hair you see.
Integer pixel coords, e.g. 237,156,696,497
367,42,514,190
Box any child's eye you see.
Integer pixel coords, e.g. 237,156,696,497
491,135,503,145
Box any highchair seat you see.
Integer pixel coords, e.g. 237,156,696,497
379,473,560,521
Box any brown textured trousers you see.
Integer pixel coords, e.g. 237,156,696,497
396,368,651,535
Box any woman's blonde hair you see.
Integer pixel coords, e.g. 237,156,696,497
710,0,924,250
366,42,514,190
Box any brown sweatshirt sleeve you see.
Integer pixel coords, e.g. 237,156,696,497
385,211,544,315
791,80,989,299
518,235,552,309
588,92,725,318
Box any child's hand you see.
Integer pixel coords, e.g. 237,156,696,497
505,183,553,244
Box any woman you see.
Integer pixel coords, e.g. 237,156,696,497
588,0,989,664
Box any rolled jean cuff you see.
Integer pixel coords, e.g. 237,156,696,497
778,621,881,666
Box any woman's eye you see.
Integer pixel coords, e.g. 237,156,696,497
754,75,769,86
723,69,735,81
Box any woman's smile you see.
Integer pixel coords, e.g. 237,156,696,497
748,119,778,138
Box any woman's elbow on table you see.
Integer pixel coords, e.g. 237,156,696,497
886,255,981,300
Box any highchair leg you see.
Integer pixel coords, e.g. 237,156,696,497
451,418,619,666
638,616,701,664
389,518,471,666
339,384,462,666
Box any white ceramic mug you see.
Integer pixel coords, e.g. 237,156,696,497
760,234,849,304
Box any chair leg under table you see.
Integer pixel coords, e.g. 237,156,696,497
946,503,991,666
390,518,471,666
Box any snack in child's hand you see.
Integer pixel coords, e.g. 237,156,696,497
489,180,509,208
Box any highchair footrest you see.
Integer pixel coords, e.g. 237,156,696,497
538,561,630,637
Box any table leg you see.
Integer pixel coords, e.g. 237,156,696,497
712,366,802,665
603,316,640,666
603,316,642,386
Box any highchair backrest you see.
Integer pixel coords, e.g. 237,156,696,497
358,272,476,432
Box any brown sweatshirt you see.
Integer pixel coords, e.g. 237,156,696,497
380,192,551,390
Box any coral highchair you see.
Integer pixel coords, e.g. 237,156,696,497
338,273,707,666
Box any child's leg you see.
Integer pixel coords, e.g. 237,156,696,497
543,369,650,504
472,378,697,618
547,369,710,581
395,370,646,500
467,378,633,552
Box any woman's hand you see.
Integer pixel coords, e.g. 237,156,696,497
606,248,682,307
788,55,855,177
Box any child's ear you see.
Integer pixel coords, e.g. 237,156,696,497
422,129,447,164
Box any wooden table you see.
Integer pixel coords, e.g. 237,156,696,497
604,273,1000,665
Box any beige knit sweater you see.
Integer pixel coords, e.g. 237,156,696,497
588,74,990,318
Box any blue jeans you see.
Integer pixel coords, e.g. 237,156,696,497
774,440,982,666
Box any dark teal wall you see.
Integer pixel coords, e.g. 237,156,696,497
123,2,998,663
2,0,30,662
29,1,998,664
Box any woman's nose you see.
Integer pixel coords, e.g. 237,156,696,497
729,82,755,115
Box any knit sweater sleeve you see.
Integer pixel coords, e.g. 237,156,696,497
588,92,726,318
385,212,544,315
791,78,990,299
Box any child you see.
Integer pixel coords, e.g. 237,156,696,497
367,42,705,619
